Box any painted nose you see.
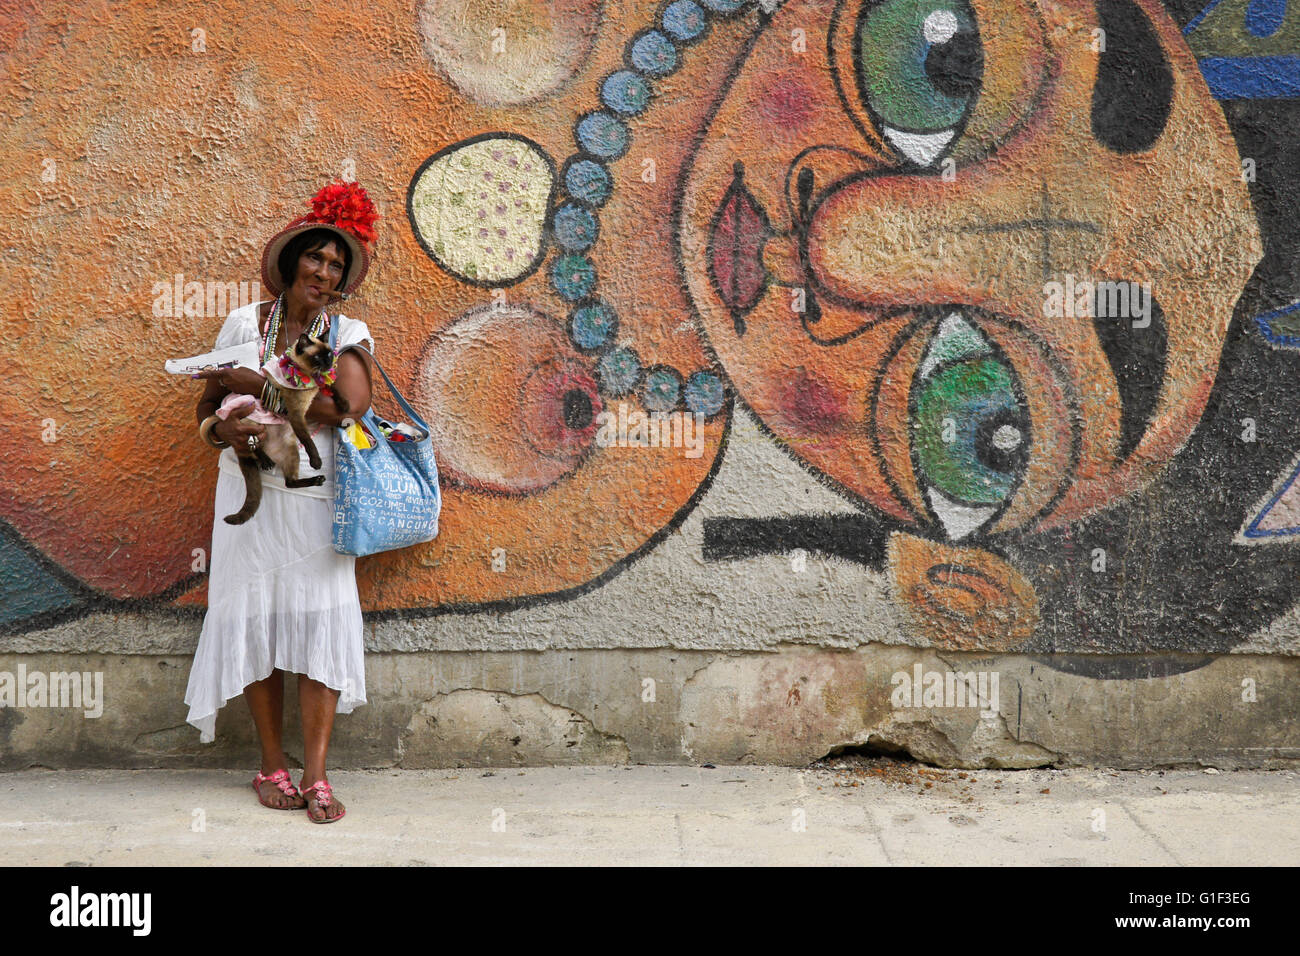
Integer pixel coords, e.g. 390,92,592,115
803,169,1106,322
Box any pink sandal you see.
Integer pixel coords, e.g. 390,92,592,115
252,769,305,810
301,779,345,824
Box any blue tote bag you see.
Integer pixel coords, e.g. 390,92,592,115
327,317,441,556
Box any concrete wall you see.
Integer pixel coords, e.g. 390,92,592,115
2,0,1299,768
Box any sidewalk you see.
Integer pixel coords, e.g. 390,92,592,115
1,759,1296,865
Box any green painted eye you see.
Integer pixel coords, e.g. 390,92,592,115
914,358,1027,505
855,0,983,164
911,315,1029,539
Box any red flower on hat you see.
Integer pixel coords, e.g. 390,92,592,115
305,180,380,246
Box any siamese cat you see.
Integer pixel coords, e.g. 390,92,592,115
221,329,349,525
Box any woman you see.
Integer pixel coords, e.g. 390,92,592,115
185,182,380,823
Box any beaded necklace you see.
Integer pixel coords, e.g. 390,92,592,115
541,0,741,419
259,295,338,420
261,293,329,364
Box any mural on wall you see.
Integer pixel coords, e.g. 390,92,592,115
1,0,1298,673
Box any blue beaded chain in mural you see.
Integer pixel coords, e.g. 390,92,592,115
546,0,752,419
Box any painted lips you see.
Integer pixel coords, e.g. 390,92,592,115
709,163,771,331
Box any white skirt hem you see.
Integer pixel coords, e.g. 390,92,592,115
184,467,367,743
185,663,366,745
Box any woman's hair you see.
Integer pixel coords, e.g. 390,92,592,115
277,228,353,292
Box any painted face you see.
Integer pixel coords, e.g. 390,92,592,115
679,0,1260,645
4,0,1287,661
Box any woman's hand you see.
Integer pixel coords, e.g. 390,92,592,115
214,404,266,457
192,366,265,396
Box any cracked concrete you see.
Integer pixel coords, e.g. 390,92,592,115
399,690,630,766
2,645,1297,769
831,711,1060,769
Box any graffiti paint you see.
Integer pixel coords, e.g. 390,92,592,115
1,0,1298,679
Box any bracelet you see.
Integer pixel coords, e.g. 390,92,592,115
199,414,229,449
261,378,285,414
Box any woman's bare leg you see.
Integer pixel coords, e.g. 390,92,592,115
244,670,302,808
298,675,344,820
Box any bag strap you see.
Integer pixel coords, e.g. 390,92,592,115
335,341,432,433
327,317,430,432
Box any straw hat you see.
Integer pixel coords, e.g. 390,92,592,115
260,180,380,296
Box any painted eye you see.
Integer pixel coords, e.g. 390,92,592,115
911,315,1029,540
854,0,983,166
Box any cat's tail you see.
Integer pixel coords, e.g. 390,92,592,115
223,455,263,525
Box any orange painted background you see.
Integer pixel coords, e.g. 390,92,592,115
2,0,1299,667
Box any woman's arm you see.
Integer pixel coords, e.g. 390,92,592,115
306,349,373,427
194,369,266,453
191,367,266,403
192,309,266,448
195,374,227,426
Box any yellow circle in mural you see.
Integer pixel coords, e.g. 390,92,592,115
409,135,555,285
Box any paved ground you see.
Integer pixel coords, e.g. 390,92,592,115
1,759,1296,865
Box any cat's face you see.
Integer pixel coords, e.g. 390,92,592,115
287,332,337,379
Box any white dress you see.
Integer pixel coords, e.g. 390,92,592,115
184,301,374,743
